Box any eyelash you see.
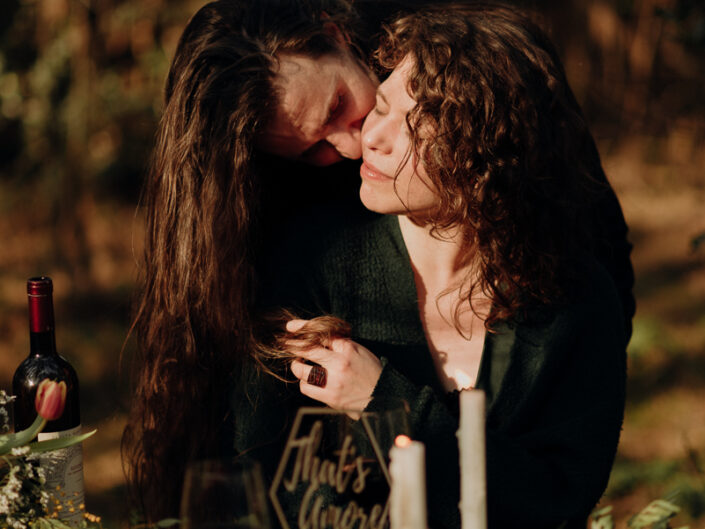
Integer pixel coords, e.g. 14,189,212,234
373,98,388,116
326,93,343,124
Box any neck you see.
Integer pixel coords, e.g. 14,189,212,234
397,215,475,290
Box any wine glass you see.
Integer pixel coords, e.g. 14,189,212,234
180,458,271,529
354,400,412,524
360,399,411,461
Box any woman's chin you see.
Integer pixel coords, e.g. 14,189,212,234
359,183,400,215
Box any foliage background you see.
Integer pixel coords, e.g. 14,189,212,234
0,0,704,526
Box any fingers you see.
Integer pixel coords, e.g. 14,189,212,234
290,358,308,381
299,380,327,402
289,342,380,415
285,319,309,332
307,364,327,387
329,337,350,354
291,359,328,399
284,318,335,361
284,320,352,360
287,343,333,365
290,358,302,378
288,338,359,373
290,359,327,387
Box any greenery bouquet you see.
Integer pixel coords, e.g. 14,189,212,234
0,380,96,529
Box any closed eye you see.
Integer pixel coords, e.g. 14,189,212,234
373,88,390,116
325,93,344,126
372,94,389,117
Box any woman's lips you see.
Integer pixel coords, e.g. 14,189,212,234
360,161,393,181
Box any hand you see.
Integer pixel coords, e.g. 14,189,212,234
287,319,383,419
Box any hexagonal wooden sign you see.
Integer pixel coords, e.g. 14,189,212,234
268,407,391,529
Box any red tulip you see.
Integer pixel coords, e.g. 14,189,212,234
35,379,67,421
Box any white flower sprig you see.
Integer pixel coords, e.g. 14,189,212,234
0,384,97,529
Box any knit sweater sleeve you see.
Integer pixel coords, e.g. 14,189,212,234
261,214,625,529
366,274,626,529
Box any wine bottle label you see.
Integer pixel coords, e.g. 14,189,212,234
37,425,86,523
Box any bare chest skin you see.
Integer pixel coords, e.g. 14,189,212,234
415,279,489,392
396,215,488,392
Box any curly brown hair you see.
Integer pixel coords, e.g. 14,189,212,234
376,3,604,327
121,0,360,521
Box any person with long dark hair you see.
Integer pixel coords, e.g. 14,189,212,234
120,0,373,520
123,0,633,524
255,4,628,528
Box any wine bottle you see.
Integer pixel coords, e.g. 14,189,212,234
13,276,85,523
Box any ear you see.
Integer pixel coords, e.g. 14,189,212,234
321,17,351,48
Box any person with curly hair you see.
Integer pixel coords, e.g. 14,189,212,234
123,0,632,524
250,4,627,528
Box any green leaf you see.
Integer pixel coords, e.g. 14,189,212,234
27,429,97,453
30,518,73,529
47,519,73,528
0,414,46,455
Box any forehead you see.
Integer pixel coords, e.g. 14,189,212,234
379,55,415,106
260,53,341,157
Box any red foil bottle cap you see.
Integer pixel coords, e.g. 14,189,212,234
27,277,54,333
27,277,53,296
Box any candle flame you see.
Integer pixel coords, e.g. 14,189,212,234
454,369,473,390
395,434,412,448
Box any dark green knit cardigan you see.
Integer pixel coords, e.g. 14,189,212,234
232,212,626,529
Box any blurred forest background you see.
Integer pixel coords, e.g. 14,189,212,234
0,0,703,526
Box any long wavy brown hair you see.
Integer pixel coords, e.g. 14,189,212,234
376,3,603,327
121,0,360,521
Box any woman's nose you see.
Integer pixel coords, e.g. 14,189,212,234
361,113,392,154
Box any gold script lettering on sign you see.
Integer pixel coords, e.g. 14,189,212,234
274,413,388,529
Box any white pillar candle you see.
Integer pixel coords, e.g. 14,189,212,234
458,389,487,529
389,435,427,529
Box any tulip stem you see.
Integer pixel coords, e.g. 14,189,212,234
0,414,46,455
